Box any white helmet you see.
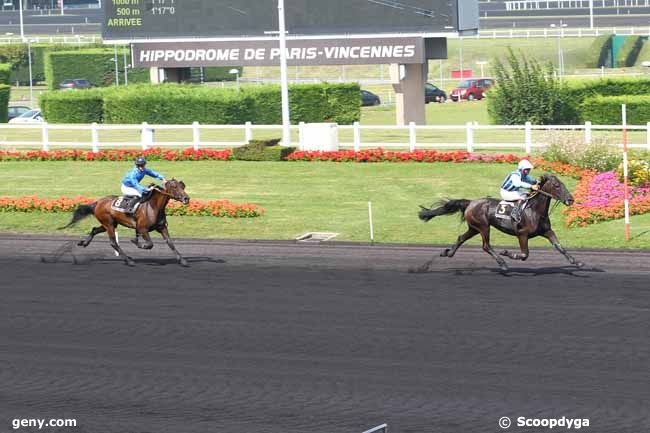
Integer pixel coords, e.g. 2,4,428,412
518,159,534,171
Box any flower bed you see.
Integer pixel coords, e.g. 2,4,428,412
0,196,264,218
285,148,520,163
0,148,232,162
562,171,650,227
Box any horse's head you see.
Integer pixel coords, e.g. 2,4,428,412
539,174,574,206
163,179,190,205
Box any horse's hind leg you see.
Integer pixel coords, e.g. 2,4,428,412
479,228,509,272
78,226,106,247
441,226,479,257
106,225,134,266
157,225,188,266
500,234,530,261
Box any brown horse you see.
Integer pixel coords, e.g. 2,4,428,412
418,174,583,272
61,179,190,266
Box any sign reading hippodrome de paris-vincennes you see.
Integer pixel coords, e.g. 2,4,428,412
132,37,424,68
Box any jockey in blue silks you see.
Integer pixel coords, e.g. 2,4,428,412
121,156,166,198
500,159,539,223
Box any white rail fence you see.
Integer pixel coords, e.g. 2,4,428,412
2,121,650,153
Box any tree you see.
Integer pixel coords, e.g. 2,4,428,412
487,48,573,125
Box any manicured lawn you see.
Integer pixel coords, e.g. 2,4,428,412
2,160,650,249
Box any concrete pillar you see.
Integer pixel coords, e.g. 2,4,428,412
149,67,164,84
390,62,428,126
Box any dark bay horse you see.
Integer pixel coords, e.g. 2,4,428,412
61,179,190,266
418,174,583,272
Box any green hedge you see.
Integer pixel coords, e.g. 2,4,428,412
197,66,243,82
44,48,149,90
103,84,256,124
39,82,360,124
616,36,644,67
580,95,650,125
39,89,105,123
232,139,295,161
585,34,612,68
0,84,10,123
0,63,10,85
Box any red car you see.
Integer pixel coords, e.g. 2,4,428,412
450,78,495,101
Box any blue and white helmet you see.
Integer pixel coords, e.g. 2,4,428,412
517,159,534,171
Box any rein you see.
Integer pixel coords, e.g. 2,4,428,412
151,186,178,200
529,189,555,200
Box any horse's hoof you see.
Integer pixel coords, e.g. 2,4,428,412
440,249,450,257
130,239,139,247
77,240,85,247
125,258,135,266
575,261,585,269
179,258,189,267
499,264,510,273
500,250,509,256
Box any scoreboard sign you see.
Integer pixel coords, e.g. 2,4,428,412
103,0,478,41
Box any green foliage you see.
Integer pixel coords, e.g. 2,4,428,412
0,84,10,123
541,131,621,172
44,48,149,90
324,82,361,124
39,89,105,123
232,139,295,161
585,34,613,68
617,159,650,187
103,84,256,124
200,66,243,82
580,94,650,125
487,48,569,124
0,64,11,85
616,36,644,67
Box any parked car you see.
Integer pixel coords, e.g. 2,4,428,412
450,78,495,102
7,105,32,122
425,83,447,103
9,109,43,124
58,79,93,90
361,90,381,106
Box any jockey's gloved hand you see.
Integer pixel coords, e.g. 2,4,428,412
531,184,540,191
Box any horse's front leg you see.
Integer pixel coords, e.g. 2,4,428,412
479,228,509,272
542,229,584,268
501,234,530,261
157,224,188,266
106,225,134,266
78,226,106,247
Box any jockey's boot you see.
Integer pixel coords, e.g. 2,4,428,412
126,196,142,215
511,200,523,224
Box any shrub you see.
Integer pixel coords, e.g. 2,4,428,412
487,48,569,124
232,139,295,161
617,159,650,187
39,88,105,123
0,84,10,123
0,63,11,85
580,94,650,125
616,35,644,67
540,131,620,172
585,34,613,68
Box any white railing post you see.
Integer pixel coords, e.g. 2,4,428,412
353,121,361,152
584,121,592,144
41,122,49,152
245,121,253,143
524,121,532,154
141,122,150,150
408,121,417,151
298,121,305,150
91,122,99,153
465,122,474,152
192,121,200,150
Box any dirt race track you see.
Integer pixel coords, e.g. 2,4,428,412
1,235,649,433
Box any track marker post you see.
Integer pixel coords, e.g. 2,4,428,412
368,201,375,243
622,104,630,241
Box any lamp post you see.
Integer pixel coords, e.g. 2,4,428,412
277,0,290,147
229,68,240,93
550,22,568,78
19,0,24,41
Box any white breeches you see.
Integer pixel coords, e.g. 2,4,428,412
121,185,142,197
500,189,528,201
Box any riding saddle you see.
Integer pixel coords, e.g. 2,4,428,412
495,200,528,221
111,196,141,214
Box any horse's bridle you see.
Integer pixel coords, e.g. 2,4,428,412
152,185,186,202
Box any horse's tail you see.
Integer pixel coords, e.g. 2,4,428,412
58,203,96,230
418,199,471,222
